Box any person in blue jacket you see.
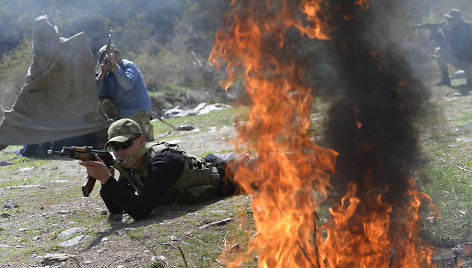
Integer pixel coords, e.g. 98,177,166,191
96,45,154,141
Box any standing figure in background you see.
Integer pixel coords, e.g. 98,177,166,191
434,9,472,87
96,44,154,141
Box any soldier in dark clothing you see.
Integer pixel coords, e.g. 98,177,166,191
79,118,240,220
435,9,472,87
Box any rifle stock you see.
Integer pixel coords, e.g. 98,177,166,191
411,22,446,41
47,146,115,197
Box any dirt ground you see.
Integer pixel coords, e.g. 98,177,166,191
0,118,240,268
2,93,472,267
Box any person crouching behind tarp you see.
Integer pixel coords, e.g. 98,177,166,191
434,9,472,87
79,118,241,221
96,44,154,142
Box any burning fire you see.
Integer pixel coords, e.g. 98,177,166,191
210,0,435,267
319,180,435,267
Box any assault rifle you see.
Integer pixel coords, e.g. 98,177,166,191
411,22,446,40
47,146,116,197
411,22,446,30
104,27,113,68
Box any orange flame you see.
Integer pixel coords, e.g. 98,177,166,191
355,0,370,9
319,183,392,267
211,1,336,266
211,0,435,267
319,180,434,267
296,0,333,39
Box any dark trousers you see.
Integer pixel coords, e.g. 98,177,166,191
436,47,472,85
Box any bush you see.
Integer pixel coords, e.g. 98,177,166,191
0,38,31,109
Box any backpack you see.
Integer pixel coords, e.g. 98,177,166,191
117,142,222,204
153,142,221,204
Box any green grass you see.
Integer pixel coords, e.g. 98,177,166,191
0,177,43,188
418,94,472,244
0,145,48,164
451,78,469,88
152,106,249,135
148,84,190,98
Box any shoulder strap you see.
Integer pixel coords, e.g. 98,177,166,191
112,161,141,194
112,142,160,195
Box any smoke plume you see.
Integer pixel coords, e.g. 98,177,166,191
324,0,430,222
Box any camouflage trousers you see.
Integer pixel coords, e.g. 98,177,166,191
124,111,155,142
100,99,155,142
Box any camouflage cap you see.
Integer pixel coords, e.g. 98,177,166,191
444,9,462,20
104,118,142,149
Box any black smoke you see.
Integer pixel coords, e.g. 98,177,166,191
324,1,429,210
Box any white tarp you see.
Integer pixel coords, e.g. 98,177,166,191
0,16,107,145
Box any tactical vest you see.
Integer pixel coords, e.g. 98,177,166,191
117,142,221,204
